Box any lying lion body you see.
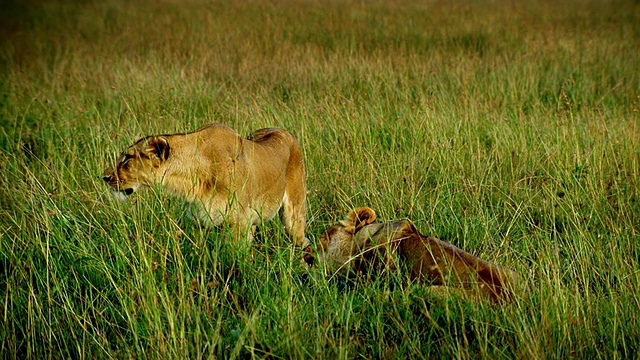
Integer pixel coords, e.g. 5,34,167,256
102,124,307,246
313,207,520,302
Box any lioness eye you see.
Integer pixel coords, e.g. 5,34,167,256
122,154,133,164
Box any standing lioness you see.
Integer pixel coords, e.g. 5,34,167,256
309,207,520,303
102,124,307,247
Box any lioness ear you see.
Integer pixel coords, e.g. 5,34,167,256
146,136,170,161
341,207,376,233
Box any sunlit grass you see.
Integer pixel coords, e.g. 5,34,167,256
1,0,639,358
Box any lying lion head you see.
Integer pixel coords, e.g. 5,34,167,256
318,207,378,255
313,207,393,274
102,136,170,199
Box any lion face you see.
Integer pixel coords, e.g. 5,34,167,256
102,136,170,199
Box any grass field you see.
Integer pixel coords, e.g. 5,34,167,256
1,0,639,358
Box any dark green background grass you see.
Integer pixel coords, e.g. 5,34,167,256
1,0,639,358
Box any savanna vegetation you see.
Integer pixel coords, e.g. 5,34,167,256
1,0,639,358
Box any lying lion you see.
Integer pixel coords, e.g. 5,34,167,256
307,207,520,303
102,124,308,247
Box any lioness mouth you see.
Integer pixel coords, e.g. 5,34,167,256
110,190,128,202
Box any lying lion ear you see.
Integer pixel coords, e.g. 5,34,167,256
146,136,170,161
343,207,376,233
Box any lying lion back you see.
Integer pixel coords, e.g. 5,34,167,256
392,222,520,302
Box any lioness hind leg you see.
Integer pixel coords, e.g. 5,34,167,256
282,141,308,248
281,191,307,247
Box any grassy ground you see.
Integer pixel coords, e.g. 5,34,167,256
1,0,639,358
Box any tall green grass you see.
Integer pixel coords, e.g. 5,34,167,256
1,0,639,358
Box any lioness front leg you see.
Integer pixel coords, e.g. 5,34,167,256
229,220,256,244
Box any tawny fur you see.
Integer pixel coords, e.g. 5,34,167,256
311,207,520,303
102,124,307,246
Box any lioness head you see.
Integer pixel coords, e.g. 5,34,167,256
102,136,170,199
